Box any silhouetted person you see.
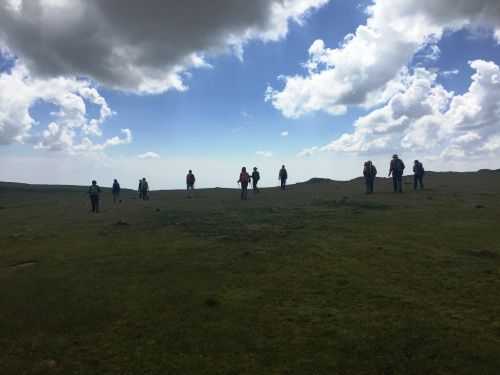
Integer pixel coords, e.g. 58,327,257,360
363,161,377,194
138,179,143,199
389,154,405,193
186,170,196,198
238,167,251,200
251,167,260,193
140,178,149,200
413,160,425,190
88,180,101,213
112,179,121,204
279,165,288,190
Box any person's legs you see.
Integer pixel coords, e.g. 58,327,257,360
90,196,95,212
398,173,403,192
365,178,370,193
392,176,398,192
370,178,374,193
419,175,424,189
281,179,286,190
414,175,418,190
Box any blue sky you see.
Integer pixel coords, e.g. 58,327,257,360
1,0,500,188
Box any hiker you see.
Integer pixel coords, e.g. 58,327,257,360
140,178,149,200
186,170,196,197
112,179,121,204
413,160,425,190
138,179,143,199
251,167,260,193
279,165,288,190
88,180,101,213
238,167,251,200
363,161,377,194
388,154,405,193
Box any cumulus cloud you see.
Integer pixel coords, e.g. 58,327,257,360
266,0,500,118
321,60,500,159
297,146,318,157
0,61,130,152
0,0,328,94
256,150,273,157
138,152,160,159
281,131,289,137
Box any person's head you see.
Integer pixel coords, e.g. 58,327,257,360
114,179,117,183
253,167,257,171
92,180,97,185
142,177,146,181
368,160,372,165
189,170,192,174
393,154,398,159
282,165,285,169
242,167,246,172
414,160,419,164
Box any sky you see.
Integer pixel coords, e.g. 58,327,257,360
1,0,500,189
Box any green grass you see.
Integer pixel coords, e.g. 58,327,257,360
1,172,500,374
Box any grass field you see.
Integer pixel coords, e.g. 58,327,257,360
1,171,500,374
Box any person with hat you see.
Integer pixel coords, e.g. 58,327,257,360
388,154,405,193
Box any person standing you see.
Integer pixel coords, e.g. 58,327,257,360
238,167,251,200
363,161,377,194
141,178,149,200
389,154,405,193
278,165,288,191
88,180,101,213
251,167,260,193
186,170,196,198
413,160,425,190
112,179,121,204
138,179,143,200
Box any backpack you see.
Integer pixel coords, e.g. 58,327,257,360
187,174,195,185
240,172,250,184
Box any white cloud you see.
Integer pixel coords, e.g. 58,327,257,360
256,150,273,157
0,0,328,94
266,0,500,118
138,151,160,159
297,146,318,157
0,61,129,153
441,69,460,78
281,131,289,137
321,60,500,159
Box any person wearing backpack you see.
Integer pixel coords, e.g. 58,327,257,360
251,167,260,193
278,165,288,191
138,179,143,199
186,170,196,198
413,160,425,190
363,161,377,194
112,179,121,204
238,167,251,200
388,154,405,193
88,180,101,213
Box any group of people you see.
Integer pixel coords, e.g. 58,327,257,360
237,165,288,200
88,156,426,212
363,155,425,194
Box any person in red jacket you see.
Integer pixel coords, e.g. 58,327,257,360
237,167,251,200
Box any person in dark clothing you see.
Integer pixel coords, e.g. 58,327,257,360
251,167,260,193
186,170,195,198
389,154,405,193
238,167,251,200
88,180,101,213
112,179,121,204
140,178,149,200
138,179,143,199
363,161,377,194
413,160,425,190
279,165,288,190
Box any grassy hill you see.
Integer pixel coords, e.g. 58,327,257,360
1,171,500,374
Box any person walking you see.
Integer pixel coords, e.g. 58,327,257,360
413,160,425,190
363,161,377,194
186,170,196,198
238,167,251,200
112,179,121,204
389,154,405,193
88,180,101,213
251,167,260,193
279,165,288,191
